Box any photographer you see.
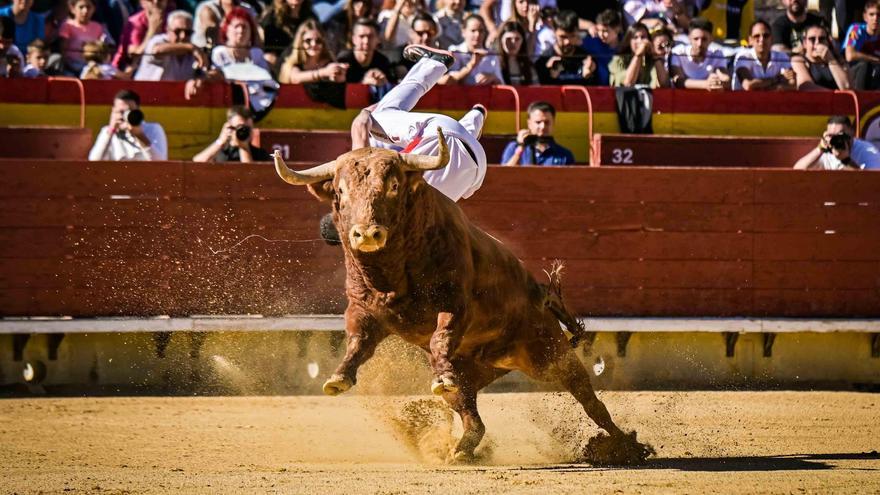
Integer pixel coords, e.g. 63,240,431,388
501,101,575,166
193,106,271,162
88,90,168,161
794,115,880,170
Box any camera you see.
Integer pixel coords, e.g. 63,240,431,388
234,125,251,142
828,132,850,151
523,134,540,147
124,109,144,127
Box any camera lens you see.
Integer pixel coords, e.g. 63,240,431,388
235,125,251,142
125,109,144,126
829,133,849,150
523,135,539,147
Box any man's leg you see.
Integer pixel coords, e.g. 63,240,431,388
458,104,487,140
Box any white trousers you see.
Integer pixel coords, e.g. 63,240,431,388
368,58,487,202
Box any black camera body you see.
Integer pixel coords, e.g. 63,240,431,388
235,125,252,142
124,109,144,127
828,132,851,151
522,135,551,147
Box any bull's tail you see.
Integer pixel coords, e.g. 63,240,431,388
542,260,590,348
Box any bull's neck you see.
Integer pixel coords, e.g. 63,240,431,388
343,187,444,301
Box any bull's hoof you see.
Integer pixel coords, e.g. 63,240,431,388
322,374,353,396
582,431,655,466
430,376,459,395
445,449,475,465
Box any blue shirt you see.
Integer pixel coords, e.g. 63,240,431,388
582,36,615,86
501,139,576,166
0,7,47,53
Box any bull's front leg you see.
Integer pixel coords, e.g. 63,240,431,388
324,307,386,396
429,310,466,395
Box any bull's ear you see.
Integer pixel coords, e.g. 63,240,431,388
307,180,335,203
407,172,425,194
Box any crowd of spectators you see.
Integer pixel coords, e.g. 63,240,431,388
0,0,877,91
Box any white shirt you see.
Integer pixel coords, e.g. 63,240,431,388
819,139,880,170
88,122,168,161
135,33,196,81
211,45,268,70
732,48,791,90
449,42,504,86
670,43,727,80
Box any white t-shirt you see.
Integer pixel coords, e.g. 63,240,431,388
88,122,169,161
135,33,197,81
818,139,880,170
449,42,504,86
732,47,791,90
211,45,268,70
670,43,727,80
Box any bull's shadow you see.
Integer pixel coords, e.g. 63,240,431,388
518,452,880,473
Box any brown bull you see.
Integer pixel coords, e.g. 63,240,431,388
274,130,650,464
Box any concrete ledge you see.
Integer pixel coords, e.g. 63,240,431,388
2,315,879,334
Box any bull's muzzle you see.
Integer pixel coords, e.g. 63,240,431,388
349,224,388,252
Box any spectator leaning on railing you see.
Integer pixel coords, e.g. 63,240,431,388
336,17,393,87
501,101,575,166
193,105,271,162
609,21,669,88
495,20,536,85
89,89,168,161
670,17,730,91
582,8,621,86
535,9,595,85
844,0,880,91
445,14,503,85
135,10,208,81
733,20,795,91
790,23,851,90
278,18,347,83
793,115,880,170
22,37,47,77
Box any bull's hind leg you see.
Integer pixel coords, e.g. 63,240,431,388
324,308,387,395
551,349,653,465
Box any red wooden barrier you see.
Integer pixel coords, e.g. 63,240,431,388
591,134,818,167
1,160,878,317
0,126,93,159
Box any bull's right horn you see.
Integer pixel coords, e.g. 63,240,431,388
274,150,336,185
399,127,450,171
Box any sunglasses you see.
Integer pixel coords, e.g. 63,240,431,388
414,30,434,37
302,38,324,45
173,28,193,36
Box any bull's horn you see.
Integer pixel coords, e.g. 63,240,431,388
400,127,450,171
274,150,336,185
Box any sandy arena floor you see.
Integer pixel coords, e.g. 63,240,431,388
0,391,878,494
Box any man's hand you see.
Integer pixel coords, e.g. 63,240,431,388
185,78,204,100
526,2,540,30
350,108,373,150
362,68,387,86
193,48,208,68
147,7,164,33
474,72,499,85
321,62,349,83
581,55,596,79
515,128,530,145
780,68,796,86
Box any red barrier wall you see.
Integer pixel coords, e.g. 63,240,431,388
1,160,878,317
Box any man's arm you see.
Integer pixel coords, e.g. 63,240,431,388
350,107,377,150
141,123,168,160
88,127,113,161
793,141,825,169
845,45,880,63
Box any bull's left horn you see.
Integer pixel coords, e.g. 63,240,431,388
399,127,450,171
274,150,336,185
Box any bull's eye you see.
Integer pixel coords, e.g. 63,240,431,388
387,179,399,196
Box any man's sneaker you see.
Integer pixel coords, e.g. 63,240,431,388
320,212,341,246
403,44,455,70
